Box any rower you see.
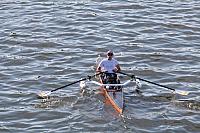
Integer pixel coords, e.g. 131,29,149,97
96,50,121,90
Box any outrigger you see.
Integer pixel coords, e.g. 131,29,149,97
38,72,189,114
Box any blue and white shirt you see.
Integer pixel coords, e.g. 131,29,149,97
98,58,119,73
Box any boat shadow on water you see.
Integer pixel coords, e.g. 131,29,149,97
34,88,102,111
130,90,200,112
34,95,78,109
172,99,200,111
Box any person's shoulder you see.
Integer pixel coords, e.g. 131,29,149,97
101,58,108,62
99,58,107,64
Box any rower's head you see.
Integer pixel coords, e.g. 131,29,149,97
107,50,113,60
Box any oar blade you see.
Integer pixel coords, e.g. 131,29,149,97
37,91,51,99
175,90,189,96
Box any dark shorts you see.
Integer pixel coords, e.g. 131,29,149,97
100,73,117,83
100,73,121,90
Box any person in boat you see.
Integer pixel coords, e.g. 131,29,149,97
96,50,121,89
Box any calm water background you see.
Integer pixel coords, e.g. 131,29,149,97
0,0,200,132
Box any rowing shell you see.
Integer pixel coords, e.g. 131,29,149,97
101,87,124,114
80,80,133,114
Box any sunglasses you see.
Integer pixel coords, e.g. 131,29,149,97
107,53,113,56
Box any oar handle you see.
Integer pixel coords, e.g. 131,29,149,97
118,71,175,91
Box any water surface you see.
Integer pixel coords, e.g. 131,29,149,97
0,0,200,132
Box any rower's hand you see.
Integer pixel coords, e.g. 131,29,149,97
96,70,101,73
96,71,106,75
112,69,118,73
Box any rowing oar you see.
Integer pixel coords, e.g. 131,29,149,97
37,72,102,98
118,71,189,96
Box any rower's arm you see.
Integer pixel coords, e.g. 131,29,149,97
116,64,121,72
113,64,121,72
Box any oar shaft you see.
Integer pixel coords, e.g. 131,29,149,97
118,71,175,91
51,78,87,92
50,72,102,92
136,77,175,91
